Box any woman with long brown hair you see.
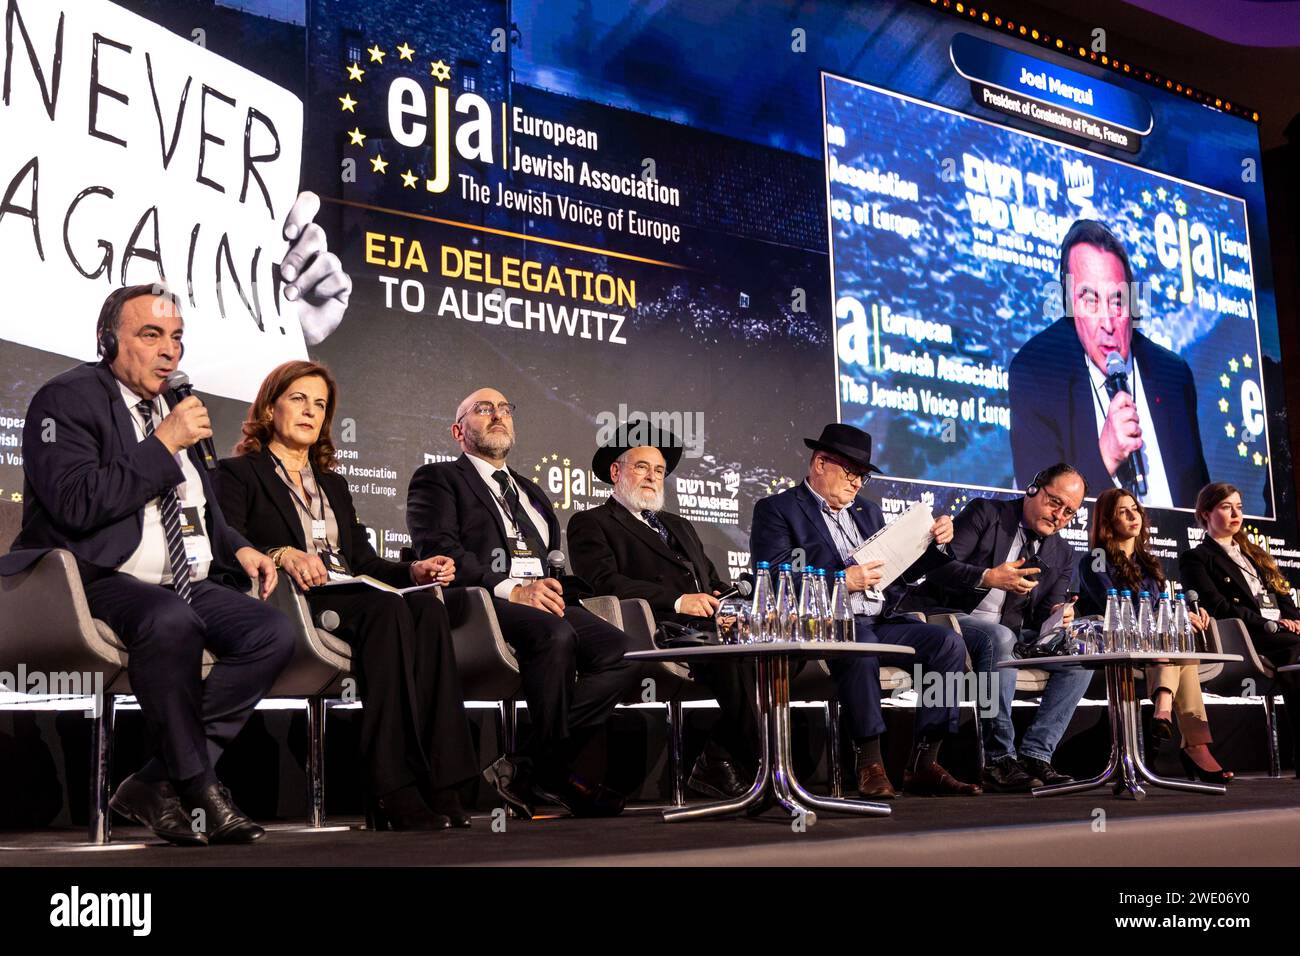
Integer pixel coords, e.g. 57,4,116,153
1078,488,1229,782
215,360,479,829
1180,482,1300,779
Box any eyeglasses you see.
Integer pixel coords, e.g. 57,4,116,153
625,461,667,480
820,454,869,484
459,401,516,421
1042,490,1078,521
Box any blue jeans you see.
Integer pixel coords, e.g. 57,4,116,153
956,613,1092,763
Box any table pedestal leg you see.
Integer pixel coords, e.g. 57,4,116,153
1033,664,1123,798
1119,666,1225,796
663,653,891,822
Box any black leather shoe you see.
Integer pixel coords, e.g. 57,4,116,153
109,774,207,847
1019,755,1073,786
429,787,473,828
687,752,749,799
182,783,266,844
533,771,625,817
373,785,451,831
483,754,535,819
982,755,1040,792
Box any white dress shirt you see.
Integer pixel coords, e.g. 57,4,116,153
464,453,551,599
115,381,211,585
970,526,1024,623
1087,354,1173,508
803,481,882,617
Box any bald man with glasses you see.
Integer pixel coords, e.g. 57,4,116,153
902,462,1092,792
406,388,637,820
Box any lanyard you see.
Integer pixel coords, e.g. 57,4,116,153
271,453,324,523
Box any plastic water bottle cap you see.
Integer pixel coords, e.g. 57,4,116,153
756,561,770,569
1107,588,1118,595
1139,591,1150,598
1121,590,1133,597
835,570,846,578
778,563,792,571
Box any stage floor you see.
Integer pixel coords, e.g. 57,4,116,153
3,774,1297,867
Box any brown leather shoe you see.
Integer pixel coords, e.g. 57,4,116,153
903,761,983,796
856,760,898,799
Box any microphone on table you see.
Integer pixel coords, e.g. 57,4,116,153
316,609,340,631
546,550,567,580
1104,352,1147,496
715,572,755,602
165,371,217,471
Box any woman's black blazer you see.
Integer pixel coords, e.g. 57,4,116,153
1178,538,1299,634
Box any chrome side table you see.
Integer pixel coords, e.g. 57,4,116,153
1000,651,1243,800
627,642,914,824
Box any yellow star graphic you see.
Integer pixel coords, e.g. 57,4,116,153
430,60,451,82
1131,207,1143,219
1166,285,1176,300
551,454,559,461
1157,186,1167,201
346,62,365,82
347,127,366,146
1218,397,1230,413
369,154,388,174
1243,354,1253,368
339,93,358,113
396,42,415,61
367,44,386,63
400,169,418,189
1254,452,1264,466
1175,198,1187,216
1229,358,1239,373
1237,443,1248,457
1220,374,1230,388
1131,253,1146,269
1225,422,1236,438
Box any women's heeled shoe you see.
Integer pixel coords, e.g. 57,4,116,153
1150,714,1174,741
430,788,472,828
369,785,451,831
1179,748,1232,784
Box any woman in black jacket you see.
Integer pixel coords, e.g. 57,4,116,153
217,360,478,828
1179,482,1300,777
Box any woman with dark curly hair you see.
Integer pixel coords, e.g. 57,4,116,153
1077,488,1230,782
216,360,477,829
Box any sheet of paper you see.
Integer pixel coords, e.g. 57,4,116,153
0,0,305,401
849,501,934,590
1038,602,1067,639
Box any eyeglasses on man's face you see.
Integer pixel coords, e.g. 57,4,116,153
625,460,667,480
1042,489,1078,521
460,401,516,421
821,454,869,484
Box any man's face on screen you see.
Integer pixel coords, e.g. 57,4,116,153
453,387,515,460
1068,243,1133,371
110,295,183,400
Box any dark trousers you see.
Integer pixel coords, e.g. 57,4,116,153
489,599,638,766
306,586,477,796
83,574,296,786
1251,624,1300,748
686,660,759,769
831,615,966,740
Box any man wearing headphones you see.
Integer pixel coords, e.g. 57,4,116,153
902,464,1091,792
0,284,295,846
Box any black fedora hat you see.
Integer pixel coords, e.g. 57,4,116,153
592,417,685,484
803,423,883,475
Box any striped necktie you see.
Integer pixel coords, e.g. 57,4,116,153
136,400,194,603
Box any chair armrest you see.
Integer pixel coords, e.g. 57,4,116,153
1210,618,1275,679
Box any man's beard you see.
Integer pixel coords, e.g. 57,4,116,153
617,474,664,512
469,427,513,459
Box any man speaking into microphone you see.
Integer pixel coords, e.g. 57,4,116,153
0,284,294,846
1009,219,1209,508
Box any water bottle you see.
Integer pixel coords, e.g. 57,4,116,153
1174,592,1195,653
1102,588,1120,652
1137,591,1154,652
774,563,798,642
796,567,817,642
1155,593,1173,653
830,570,854,643
813,568,833,642
751,561,775,643
1118,590,1136,652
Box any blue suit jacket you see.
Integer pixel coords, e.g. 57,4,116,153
748,482,950,618
0,361,251,586
1008,319,1209,507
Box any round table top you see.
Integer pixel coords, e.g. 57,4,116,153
626,641,914,662
998,651,1243,669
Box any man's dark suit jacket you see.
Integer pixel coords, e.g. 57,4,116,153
0,361,249,586
903,497,1073,632
1008,319,1209,507
215,448,413,590
567,497,727,622
406,453,561,590
748,482,949,618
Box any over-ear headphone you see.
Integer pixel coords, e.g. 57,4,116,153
1025,467,1049,497
94,284,184,364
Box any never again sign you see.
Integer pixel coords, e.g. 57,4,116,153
0,0,305,400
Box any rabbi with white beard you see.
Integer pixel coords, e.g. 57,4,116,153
566,423,759,801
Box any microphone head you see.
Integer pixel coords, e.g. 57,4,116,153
165,370,192,391
1104,352,1124,377
1184,589,1199,604
318,609,340,631
734,575,754,599
546,550,566,569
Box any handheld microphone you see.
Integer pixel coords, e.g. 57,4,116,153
316,609,341,631
546,550,566,579
1104,352,1147,496
1184,589,1202,618
1265,620,1279,634
716,572,755,602
165,371,217,471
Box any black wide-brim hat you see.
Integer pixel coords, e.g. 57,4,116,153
803,423,883,475
592,418,686,484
